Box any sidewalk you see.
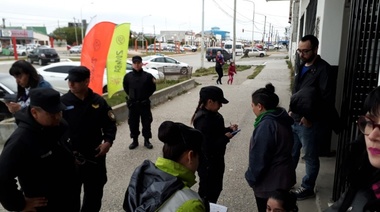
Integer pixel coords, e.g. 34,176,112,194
0,53,336,212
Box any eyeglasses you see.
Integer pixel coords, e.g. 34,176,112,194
357,115,380,135
296,49,313,55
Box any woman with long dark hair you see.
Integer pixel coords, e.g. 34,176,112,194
6,60,51,113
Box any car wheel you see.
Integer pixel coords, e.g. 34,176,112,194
260,53,264,57
207,59,211,62
27,58,33,64
22,52,26,56
38,59,43,66
180,67,188,75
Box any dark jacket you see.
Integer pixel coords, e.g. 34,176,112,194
123,159,185,212
0,108,78,211
193,108,232,159
325,135,380,212
61,88,117,160
123,69,156,102
245,108,296,198
290,55,338,124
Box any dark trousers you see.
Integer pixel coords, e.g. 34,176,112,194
128,103,153,139
215,65,223,84
77,159,107,212
198,156,225,203
255,196,268,212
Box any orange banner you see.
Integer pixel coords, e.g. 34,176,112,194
80,21,116,94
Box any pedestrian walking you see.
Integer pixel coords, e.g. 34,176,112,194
245,83,296,212
61,66,117,212
6,60,51,114
123,121,208,212
289,34,339,200
123,55,156,149
0,87,79,212
227,62,237,85
215,51,225,85
191,85,238,203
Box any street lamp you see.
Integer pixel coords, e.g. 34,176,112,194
243,0,255,47
141,14,152,50
80,2,94,44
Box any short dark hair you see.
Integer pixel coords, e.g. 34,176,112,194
251,83,279,110
158,121,203,162
363,86,380,116
269,189,298,212
300,34,319,49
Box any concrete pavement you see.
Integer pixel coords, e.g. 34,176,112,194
0,52,335,212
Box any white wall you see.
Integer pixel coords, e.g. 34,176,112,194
318,0,345,65
33,32,50,45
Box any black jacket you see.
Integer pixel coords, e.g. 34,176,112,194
290,55,338,123
0,108,78,211
193,108,232,159
61,89,117,160
123,69,156,102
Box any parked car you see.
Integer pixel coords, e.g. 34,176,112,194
141,55,192,75
37,61,163,94
27,47,60,66
205,47,232,62
147,44,161,51
274,44,283,49
264,44,275,51
69,45,82,54
182,45,197,52
126,61,164,79
245,48,266,57
0,73,17,121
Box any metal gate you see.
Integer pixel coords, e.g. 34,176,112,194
333,0,380,201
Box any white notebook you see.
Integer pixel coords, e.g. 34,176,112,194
209,203,228,212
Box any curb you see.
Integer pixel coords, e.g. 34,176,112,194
0,78,197,145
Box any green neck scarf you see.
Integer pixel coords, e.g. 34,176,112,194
254,109,275,128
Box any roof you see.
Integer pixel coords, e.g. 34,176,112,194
3,26,48,35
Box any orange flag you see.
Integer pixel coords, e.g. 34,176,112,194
80,21,116,94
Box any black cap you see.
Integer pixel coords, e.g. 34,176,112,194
65,66,90,82
200,86,229,104
132,56,142,63
30,88,66,113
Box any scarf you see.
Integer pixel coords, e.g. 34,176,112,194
254,109,275,128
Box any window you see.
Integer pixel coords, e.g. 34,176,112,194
45,66,75,74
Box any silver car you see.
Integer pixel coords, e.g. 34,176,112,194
141,55,192,75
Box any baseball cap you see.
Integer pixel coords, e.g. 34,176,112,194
200,86,229,104
65,66,90,82
30,88,66,113
132,56,142,63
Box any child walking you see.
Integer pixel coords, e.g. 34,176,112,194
227,62,237,85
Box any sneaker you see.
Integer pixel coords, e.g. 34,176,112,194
129,139,138,150
293,187,315,200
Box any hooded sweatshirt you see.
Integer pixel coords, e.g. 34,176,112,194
245,107,296,198
0,108,78,211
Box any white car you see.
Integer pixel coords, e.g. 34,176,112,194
37,61,163,93
182,45,197,52
69,45,82,54
126,61,164,79
141,55,192,75
246,48,266,57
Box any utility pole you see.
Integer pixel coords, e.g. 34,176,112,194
73,17,78,45
233,0,237,58
2,18,5,28
268,23,271,43
262,16,266,43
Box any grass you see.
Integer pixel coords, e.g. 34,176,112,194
286,60,295,90
247,65,265,79
192,64,251,77
103,79,188,106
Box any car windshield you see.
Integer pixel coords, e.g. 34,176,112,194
43,49,57,54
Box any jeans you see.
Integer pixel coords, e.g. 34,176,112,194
292,122,320,191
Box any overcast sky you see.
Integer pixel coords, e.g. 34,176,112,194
0,0,290,41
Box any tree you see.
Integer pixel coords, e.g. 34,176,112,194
52,27,81,45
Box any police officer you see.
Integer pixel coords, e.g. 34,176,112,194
61,66,117,212
0,88,79,212
123,55,156,150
